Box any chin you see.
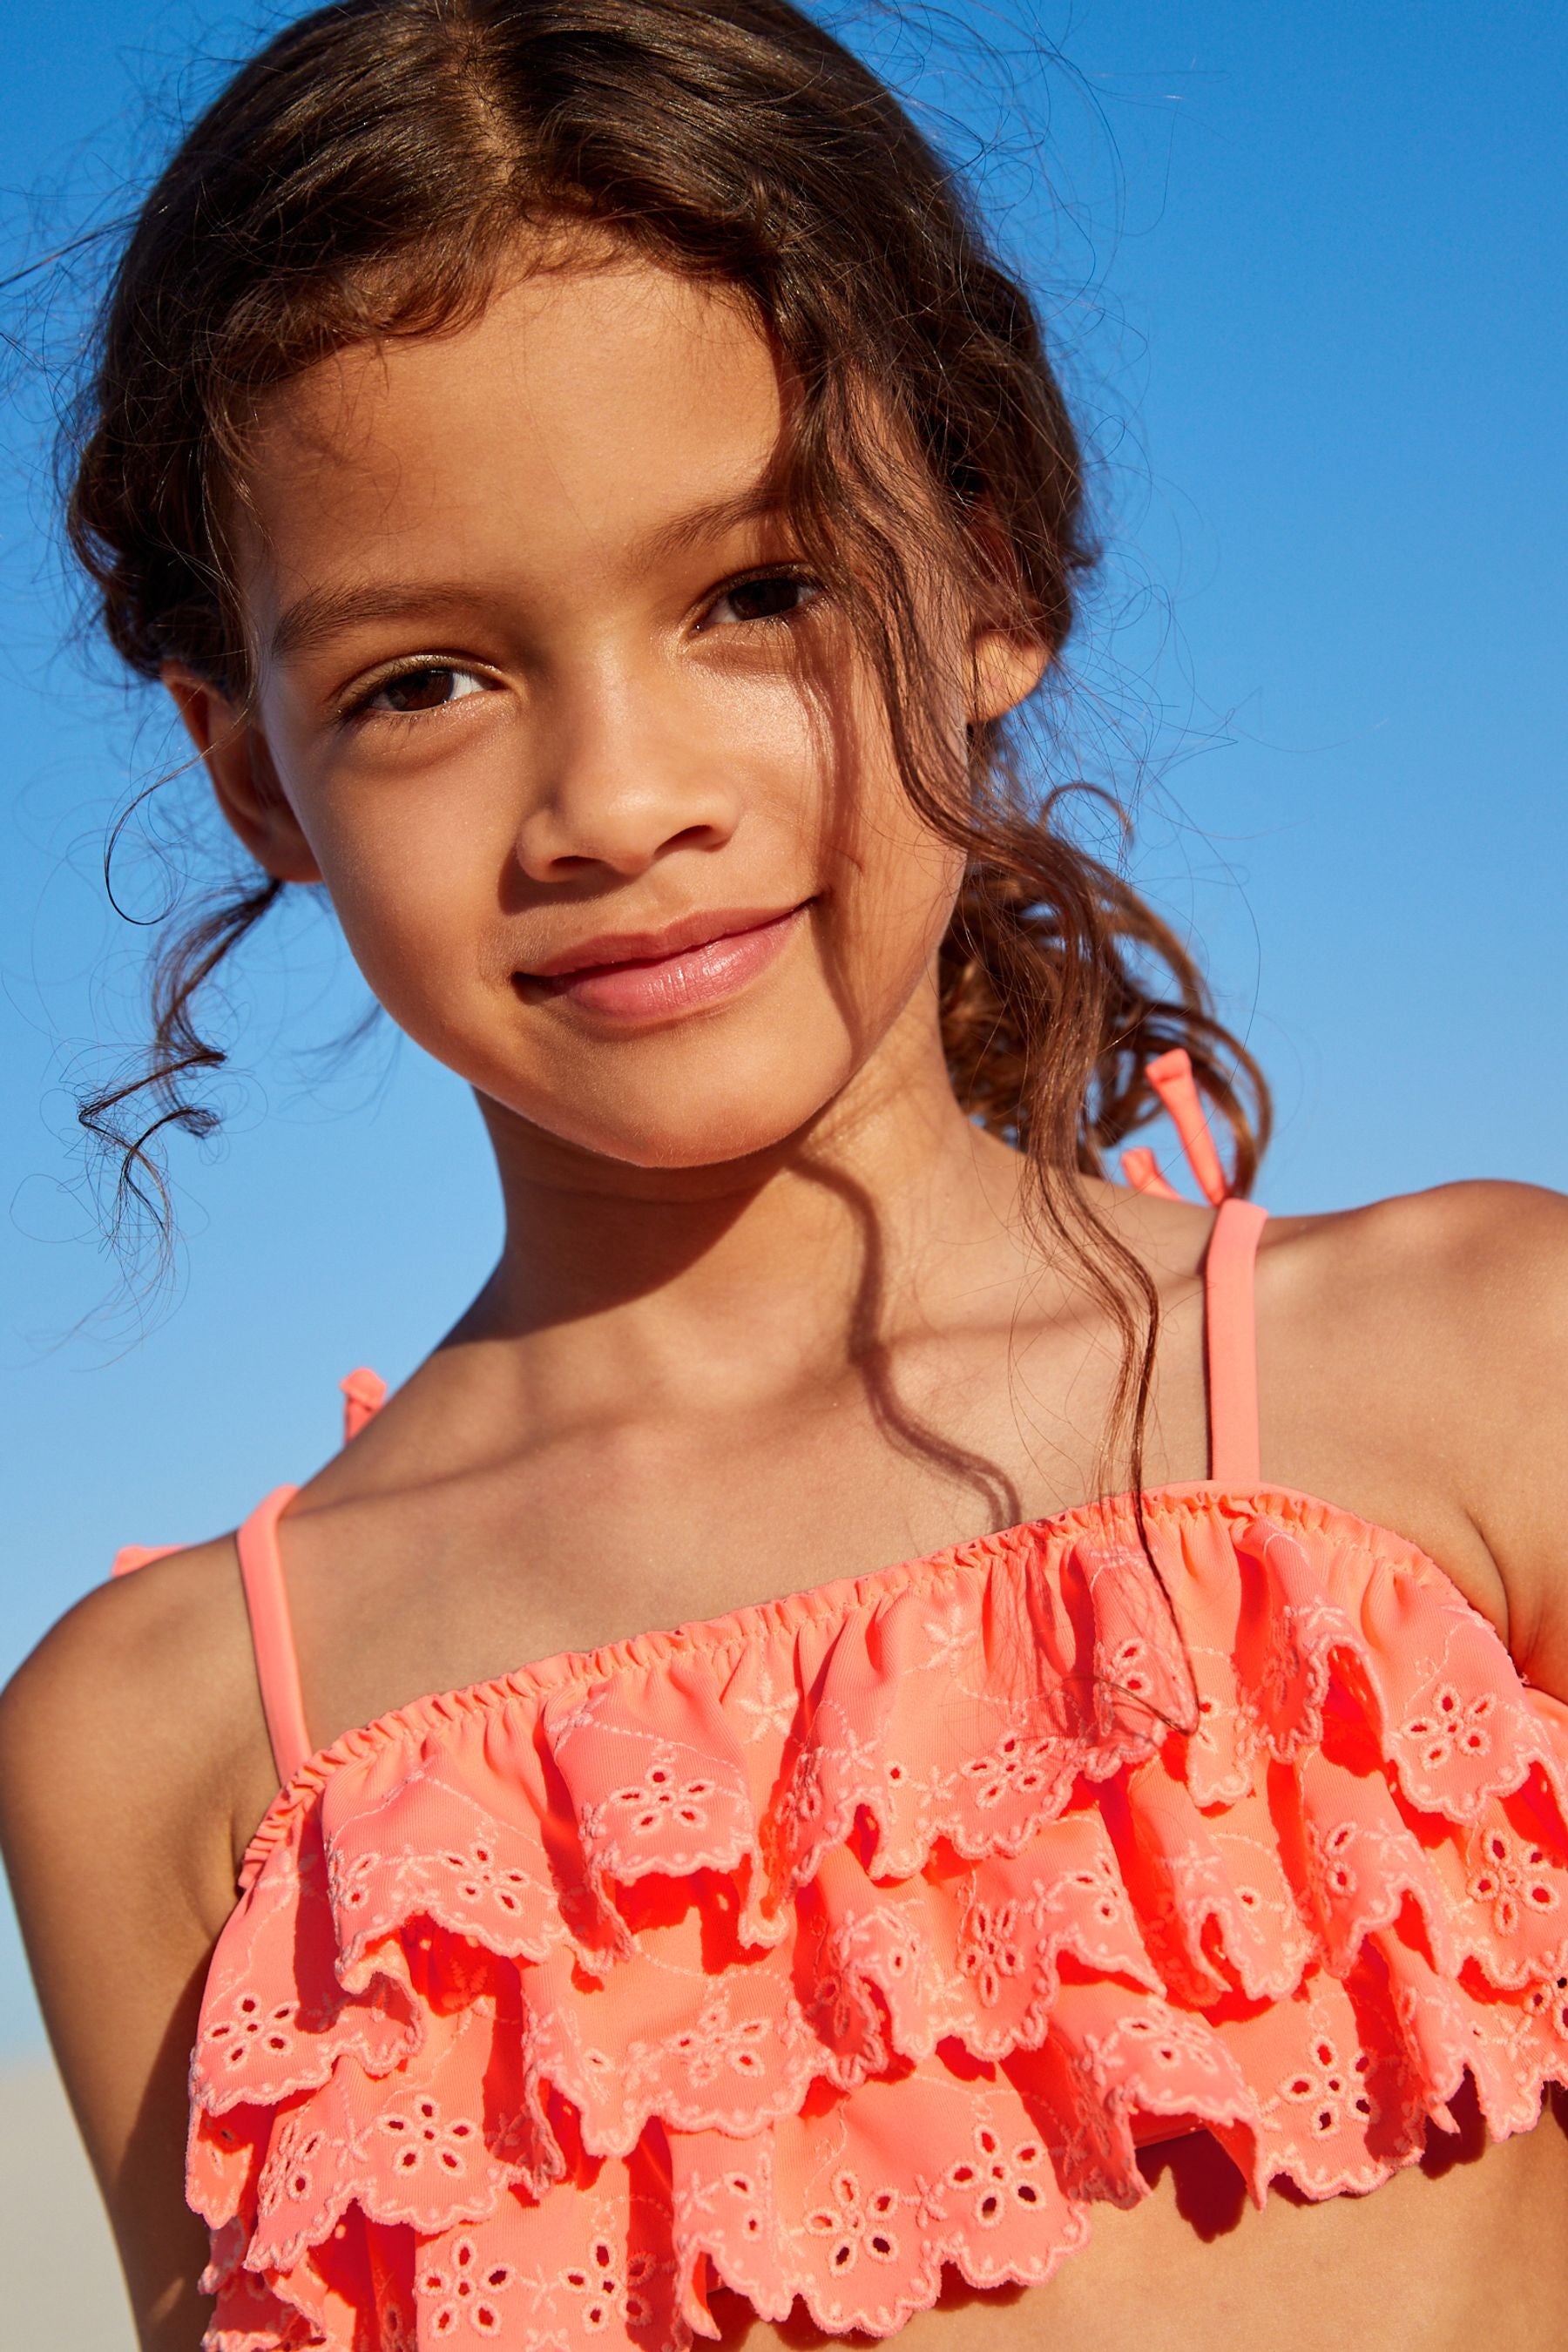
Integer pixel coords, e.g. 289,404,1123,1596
535,1046,855,1173
605,1120,811,1173
578,1090,835,1173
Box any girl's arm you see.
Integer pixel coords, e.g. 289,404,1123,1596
0,1538,263,2351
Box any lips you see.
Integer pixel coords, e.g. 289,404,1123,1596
517,902,810,1023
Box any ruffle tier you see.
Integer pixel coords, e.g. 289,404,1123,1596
187,1488,1568,2349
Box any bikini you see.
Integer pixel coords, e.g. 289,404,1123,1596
112,1053,1568,2352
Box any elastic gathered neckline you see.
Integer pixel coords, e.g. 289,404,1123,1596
236,1477,1476,1885
192,1470,1568,2352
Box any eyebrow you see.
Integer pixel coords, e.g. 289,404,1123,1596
637,481,787,563
266,483,792,667
267,581,483,666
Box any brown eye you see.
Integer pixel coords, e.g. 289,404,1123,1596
706,573,818,626
366,665,483,714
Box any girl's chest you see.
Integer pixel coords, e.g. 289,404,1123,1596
273,1382,1121,1772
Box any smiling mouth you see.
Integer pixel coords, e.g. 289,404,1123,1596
517,902,811,1023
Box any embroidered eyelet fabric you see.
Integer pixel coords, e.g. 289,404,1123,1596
182,1483,1568,2351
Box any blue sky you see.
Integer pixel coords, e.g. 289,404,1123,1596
2,0,1565,2051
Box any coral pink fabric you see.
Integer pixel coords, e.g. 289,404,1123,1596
108,1068,1568,2349
179,1488,1568,2349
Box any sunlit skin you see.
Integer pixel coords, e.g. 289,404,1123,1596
3,247,1568,2352
189,253,992,1186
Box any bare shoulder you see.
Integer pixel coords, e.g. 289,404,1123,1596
0,1534,268,2031
1262,1177,1568,1408
0,1537,267,2345
1261,1169,1558,1297
1256,1179,1568,1686
0,1531,265,1908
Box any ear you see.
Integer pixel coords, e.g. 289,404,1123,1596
162,667,323,884
969,626,1050,727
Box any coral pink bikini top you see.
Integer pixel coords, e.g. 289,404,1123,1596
114,1053,1568,2352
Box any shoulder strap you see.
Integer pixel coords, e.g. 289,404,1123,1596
113,1372,377,1764
1119,1048,1267,1487
234,1484,311,1787
340,1365,388,1443
1128,1049,1229,1206
1204,1196,1267,1485
112,1541,183,1578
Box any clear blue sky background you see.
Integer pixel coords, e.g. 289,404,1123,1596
2,0,1564,2053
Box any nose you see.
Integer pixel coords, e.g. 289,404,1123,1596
510,659,741,882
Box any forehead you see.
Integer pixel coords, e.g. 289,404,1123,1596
234,253,786,616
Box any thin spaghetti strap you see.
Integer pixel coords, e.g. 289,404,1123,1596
234,1484,311,1787
112,1541,182,1578
1126,1049,1229,1206
1117,1046,1267,1484
1205,1197,1267,1487
340,1366,388,1443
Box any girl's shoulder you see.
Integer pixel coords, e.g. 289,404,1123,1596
8,1176,1565,1828
0,1538,254,2318
0,1528,262,1932
1260,1173,1568,1381
1255,1176,1568,1692
0,1375,394,1892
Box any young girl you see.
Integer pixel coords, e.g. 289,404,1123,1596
3,3,1566,2348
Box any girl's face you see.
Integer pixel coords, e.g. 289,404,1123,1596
175,251,1043,1173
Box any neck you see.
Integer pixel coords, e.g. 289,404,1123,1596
450,993,1034,1421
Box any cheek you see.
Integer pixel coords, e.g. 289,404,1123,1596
831,809,964,993
274,678,964,1168
812,735,967,1027
308,799,502,1050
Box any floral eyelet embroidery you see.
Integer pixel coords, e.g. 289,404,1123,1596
377,2299,417,2352
281,2128,325,2204
439,1838,537,1916
608,1747,717,1837
946,2126,1046,2228
962,1730,1058,1811
721,2167,770,2246
1280,2035,1374,2139
560,2238,659,2332
377,2097,479,2180
419,2236,517,2336
202,1992,298,2068
1524,1970,1568,2042
1115,2006,1223,2074
667,2000,774,2085
1098,1637,1154,1702
1401,1684,1496,1772
1308,1821,1359,1903
1467,1827,1561,1936
957,1897,1026,2007
805,2171,902,2274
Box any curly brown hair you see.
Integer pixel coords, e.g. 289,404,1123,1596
65,0,1267,1482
